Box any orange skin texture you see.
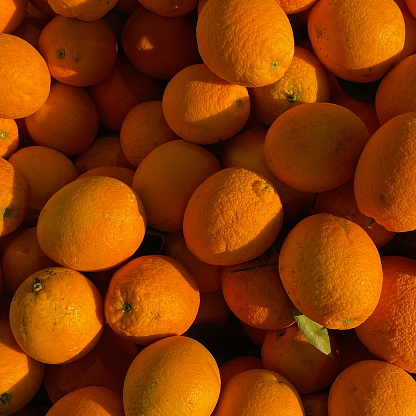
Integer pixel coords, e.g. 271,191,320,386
121,7,201,80
308,0,405,83
0,300,45,416
212,369,305,416
355,256,416,373
0,157,29,238
2,227,58,294
0,118,19,159
138,0,198,17
36,176,147,272
45,386,124,416
8,145,78,224
37,16,117,87
249,46,331,126
193,290,230,325
46,0,118,21
87,55,162,131
394,0,416,63
328,360,416,415
183,167,284,266
0,34,50,119
264,102,370,193
0,0,28,34
278,213,383,330
9,266,105,364
78,166,135,187
219,356,264,387
196,0,294,88
354,112,416,232
300,393,329,416
104,255,200,345
132,139,221,232
123,336,221,416
261,324,341,395
162,63,250,145
120,100,179,168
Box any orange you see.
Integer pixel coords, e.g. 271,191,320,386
25,81,99,156
328,359,416,415
394,0,416,63
8,145,78,224
221,252,295,330
212,368,304,416
132,139,221,232
120,100,179,168
123,335,220,415
278,213,383,329
193,290,230,325
355,256,416,373
78,166,135,187
308,0,405,82
354,112,416,232
249,46,330,126
37,176,146,272
0,299,45,416
9,266,104,364
219,356,264,387
312,180,396,248
196,0,294,87
45,386,124,416
1,0,28,33
46,0,119,21
138,0,198,16
277,0,317,14
44,323,138,403
374,54,416,125
220,126,316,224
87,55,162,132
121,7,201,80
73,134,135,175
261,324,341,394
183,167,284,266
264,102,370,193
162,230,222,292
0,33,50,119
38,15,117,87
0,118,19,159
162,63,250,145
405,0,416,17
0,157,29,238
104,254,200,345
300,393,329,416
2,227,58,293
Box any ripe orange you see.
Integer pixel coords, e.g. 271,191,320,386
354,112,416,232
277,0,317,14
264,102,370,193
138,0,198,16
196,0,294,87
278,213,383,329
9,266,105,364
104,254,200,345
394,0,416,63
37,176,147,272
132,139,221,232
0,33,50,119
1,0,28,33
123,335,221,415
77,166,135,187
46,0,119,21
328,360,416,415
308,0,405,82
162,63,250,144
183,167,284,266
0,118,19,159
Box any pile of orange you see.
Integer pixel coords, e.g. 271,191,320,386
1,0,416,414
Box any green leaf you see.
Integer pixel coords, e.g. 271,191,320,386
290,303,333,358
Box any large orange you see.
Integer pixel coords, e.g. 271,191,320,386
0,33,50,119
196,0,294,87
37,176,147,272
354,112,416,232
278,213,383,329
308,0,405,82
123,335,221,415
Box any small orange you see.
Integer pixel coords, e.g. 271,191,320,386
300,393,329,416
38,15,117,87
46,0,119,21
162,63,250,144
0,33,50,119
196,0,294,87
104,254,200,345
0,118,19,159
8,145,78,224
0,0,28,34
25,81,99,156
9,266,105,364
193,290,230,325
132,139,221,232
219,356,264,387
78,166,135,187
183,167,284,266
138,0,198,16
328,360,416,415
278,213,383,329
